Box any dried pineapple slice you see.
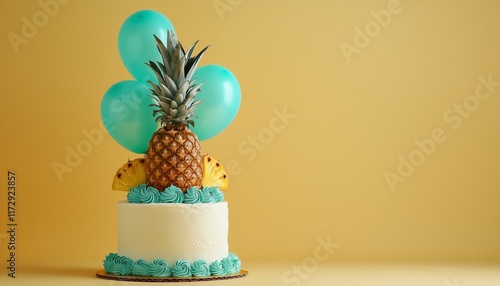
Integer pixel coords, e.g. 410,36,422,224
112,158,147,191
201,155,228,190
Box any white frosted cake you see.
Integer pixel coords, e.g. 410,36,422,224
117,202,229,264
101,30,242,278
102,170,241,278
103,179,241,277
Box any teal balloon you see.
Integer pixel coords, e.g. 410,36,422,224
192,65,241,141
100,80,158,153
118,10,175,83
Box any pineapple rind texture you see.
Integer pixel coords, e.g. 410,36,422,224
146,126,203,192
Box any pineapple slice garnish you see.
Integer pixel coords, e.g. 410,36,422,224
112,158,147,191
201,155,228,190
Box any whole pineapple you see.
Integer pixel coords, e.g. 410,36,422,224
146,30,209,192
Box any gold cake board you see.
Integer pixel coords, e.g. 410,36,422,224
96,269,248,282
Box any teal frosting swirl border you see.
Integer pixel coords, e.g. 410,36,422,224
127,184,224,204
103,253,241,277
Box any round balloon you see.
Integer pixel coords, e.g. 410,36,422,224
100,80,158,153
118,10,175,83
191,65,241,141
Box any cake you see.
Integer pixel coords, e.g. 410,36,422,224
101,30,242,278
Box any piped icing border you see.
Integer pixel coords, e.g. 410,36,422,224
127,184,224,204
103,253,241,277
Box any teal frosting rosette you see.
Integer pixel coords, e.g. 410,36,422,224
103,253,119,273
103,253,241,277
159,185,184,203
209,260,225,276
127,184,225,204
139,185,160,203
172,260,191,277
127,184,160,203
149,258,171,277
184,187,203,204
131,259,150,276
201,187,224,203
112,255,133,275
190,260,210,277
127,185,142,203
228,252,241,270
221,256,238,274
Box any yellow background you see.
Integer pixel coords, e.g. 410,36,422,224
1,0,500,272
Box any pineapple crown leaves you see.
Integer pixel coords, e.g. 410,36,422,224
147,30,209,128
